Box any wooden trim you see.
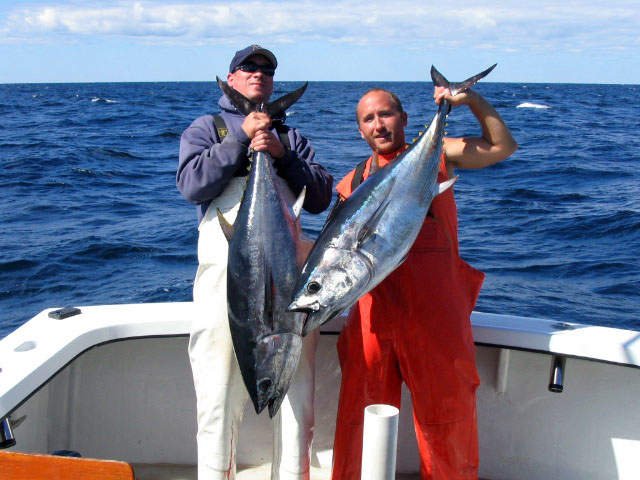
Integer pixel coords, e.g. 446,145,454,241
0,451,135,480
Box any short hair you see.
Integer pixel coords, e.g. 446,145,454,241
356,89,405,125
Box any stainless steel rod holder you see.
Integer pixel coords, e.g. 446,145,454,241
1,417,16,449
548,355,566,393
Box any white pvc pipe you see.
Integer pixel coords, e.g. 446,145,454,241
361,404,400,480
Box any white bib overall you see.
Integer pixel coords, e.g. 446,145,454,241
189,177,318,480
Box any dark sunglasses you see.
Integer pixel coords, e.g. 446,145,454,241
234,63,276,77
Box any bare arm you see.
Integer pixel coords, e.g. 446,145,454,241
435,88,518,175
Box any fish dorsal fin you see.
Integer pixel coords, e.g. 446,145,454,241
217,208,234,242
292,186,306,220
436,175,458,196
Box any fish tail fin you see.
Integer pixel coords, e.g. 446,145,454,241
430,64,497,96
265,82,308,118
217,76,308,118
217,77,257,116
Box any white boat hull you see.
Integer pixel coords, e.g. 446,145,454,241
1,303,640,479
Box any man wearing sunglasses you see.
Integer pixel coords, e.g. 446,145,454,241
177,45,333,480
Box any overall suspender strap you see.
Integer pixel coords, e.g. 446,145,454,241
326,158,367,224
351,160,368,191
213,115,228,142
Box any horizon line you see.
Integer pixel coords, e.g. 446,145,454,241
2,79,638,86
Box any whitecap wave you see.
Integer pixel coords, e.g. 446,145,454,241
516,102,550,109
91,97,117,103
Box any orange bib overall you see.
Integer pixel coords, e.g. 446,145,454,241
331,151,484,480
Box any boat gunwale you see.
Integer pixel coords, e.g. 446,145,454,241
1,302,639,419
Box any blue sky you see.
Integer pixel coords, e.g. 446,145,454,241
1,0,639,84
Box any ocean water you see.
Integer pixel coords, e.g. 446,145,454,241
1,80,638,338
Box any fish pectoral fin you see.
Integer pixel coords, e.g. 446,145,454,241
292,186,306,220
436,175,458,196
356,194,393,247
264,263,277,330
217,208,234,242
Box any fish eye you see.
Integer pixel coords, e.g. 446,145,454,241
307,281,321,294
258,379,272,393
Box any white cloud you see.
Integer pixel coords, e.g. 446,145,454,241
1,0,638,55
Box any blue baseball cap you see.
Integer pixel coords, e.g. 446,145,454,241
229,45,278,73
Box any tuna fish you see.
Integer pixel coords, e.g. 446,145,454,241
288,65,496,335
217,79,308,417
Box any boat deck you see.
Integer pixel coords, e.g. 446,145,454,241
132,464,421,479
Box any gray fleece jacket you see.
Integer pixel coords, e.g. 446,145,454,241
177,95,333,223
